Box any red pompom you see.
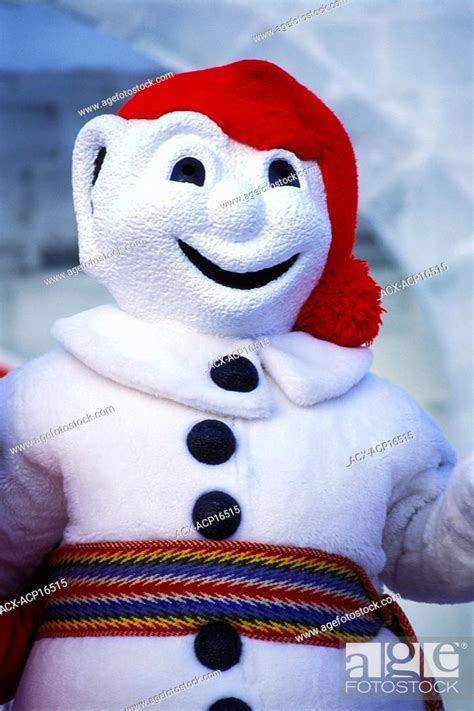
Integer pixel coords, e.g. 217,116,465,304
295,258,384,347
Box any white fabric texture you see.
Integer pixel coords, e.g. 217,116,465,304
71,112,332,338
0,307,472,710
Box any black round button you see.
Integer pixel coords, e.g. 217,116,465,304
210,356,259,393
187,420,236,465
192,491,241,540
195,621,242,671
209,698,251,711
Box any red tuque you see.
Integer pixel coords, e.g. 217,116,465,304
119,59,383,347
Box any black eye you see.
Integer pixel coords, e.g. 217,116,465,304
170,157,205,186
268,159,300,188
92,147,106,186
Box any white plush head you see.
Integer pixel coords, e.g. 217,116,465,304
72,111,332,338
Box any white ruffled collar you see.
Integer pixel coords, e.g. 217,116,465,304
52,305,372,419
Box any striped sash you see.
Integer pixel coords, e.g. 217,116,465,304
38,539,393,645
37,539,442,710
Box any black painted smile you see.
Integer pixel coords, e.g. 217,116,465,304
178,239,299,290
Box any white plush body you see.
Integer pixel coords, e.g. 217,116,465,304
1,306,472,711
1,107,473,710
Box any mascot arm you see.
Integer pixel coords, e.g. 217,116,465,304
0,369,67,595
381,398,473,603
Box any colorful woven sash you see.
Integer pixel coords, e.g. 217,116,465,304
37,539,443,710
38,539,395,645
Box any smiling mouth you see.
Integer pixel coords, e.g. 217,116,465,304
178,239,299,290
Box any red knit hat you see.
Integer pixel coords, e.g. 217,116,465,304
119,59,382,347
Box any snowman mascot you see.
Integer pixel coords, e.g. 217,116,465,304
0,60,472,711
